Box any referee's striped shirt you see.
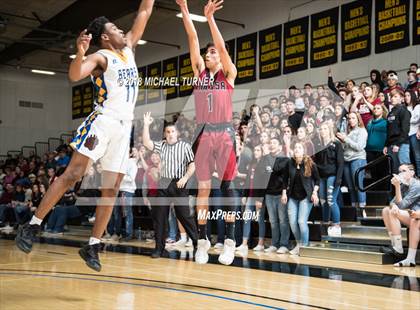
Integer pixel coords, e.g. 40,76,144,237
153,140,194,179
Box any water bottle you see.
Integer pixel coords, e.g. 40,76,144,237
135,227,142,240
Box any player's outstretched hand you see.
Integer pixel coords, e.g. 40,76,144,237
204,0,223,18
143,112,154,126
176,0,187,9
76,29,92,56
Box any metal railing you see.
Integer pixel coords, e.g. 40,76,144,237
7,150,21,158
21,146,36,158
355,155,393,192
35,142,49,157
48,138,62,152
60,133,74,145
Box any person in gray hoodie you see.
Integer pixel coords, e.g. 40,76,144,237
336,112,368,218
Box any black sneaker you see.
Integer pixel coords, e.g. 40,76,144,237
380,245,405,259
79,244,102,272
151,248,169,259
15,223,41,253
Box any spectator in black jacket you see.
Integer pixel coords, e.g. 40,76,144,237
254,136,290,254
383,89,412,173
235,145,266,256
285,142,320,256
314,123,344,237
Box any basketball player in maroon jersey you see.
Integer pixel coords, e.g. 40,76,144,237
177,0,238,265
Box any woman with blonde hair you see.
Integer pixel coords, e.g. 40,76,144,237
314,123,344,236
337,112,368,217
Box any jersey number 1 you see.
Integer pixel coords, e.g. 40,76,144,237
207,93,213,112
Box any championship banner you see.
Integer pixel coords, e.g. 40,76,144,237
81,83,94,117
178,53,194,97
146,61,162,103
72,85,82,119
162,57,178,100
226,39,236,64
283,16,309,74
310,7,339,68
137,66,147,106
235,32,257,84
259,25,282,79
341,0,372,61
375,0,410,53
413,0,420,45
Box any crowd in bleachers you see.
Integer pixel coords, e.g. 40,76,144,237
1,64,419,265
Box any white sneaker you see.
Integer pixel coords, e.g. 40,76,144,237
88,216,95,223
0,224,13,232
102,233,111,240
185,239,193,247
235,244,248,256
253,244,265,252
264,246,277,253
213,242,224,250
111,234,120,241
218,239,236,265
289,245,300,256
174,238,187,247
276,246,289,254
327,226,342,237
195,239,211,264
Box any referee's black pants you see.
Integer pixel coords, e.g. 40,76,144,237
151,178,198,252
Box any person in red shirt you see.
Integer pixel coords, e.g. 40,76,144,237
350,85,381,127
177,0,237,265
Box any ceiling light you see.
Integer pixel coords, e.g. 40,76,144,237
176,12,207,23
31,69,56,75
137,40,147,45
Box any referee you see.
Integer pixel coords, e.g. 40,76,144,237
143,112,198,258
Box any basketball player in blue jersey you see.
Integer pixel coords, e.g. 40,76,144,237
15,0,155,272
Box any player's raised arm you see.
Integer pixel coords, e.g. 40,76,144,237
176,0,205,77
69,30,106,82
125,0,155,49
204,0,236,85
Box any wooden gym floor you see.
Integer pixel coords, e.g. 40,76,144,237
1,234,419,309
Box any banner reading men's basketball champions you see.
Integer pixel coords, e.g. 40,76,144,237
341,0,372,61
72,85,82,119
178,53,194,97
162,57,178,100
283,16,309,74
235,32,257,84
137,66,147,105
259,25,282,79
375,0,410,53
413,0,420,44
81,83,94,117
146,61,162,103
310,7,339,68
